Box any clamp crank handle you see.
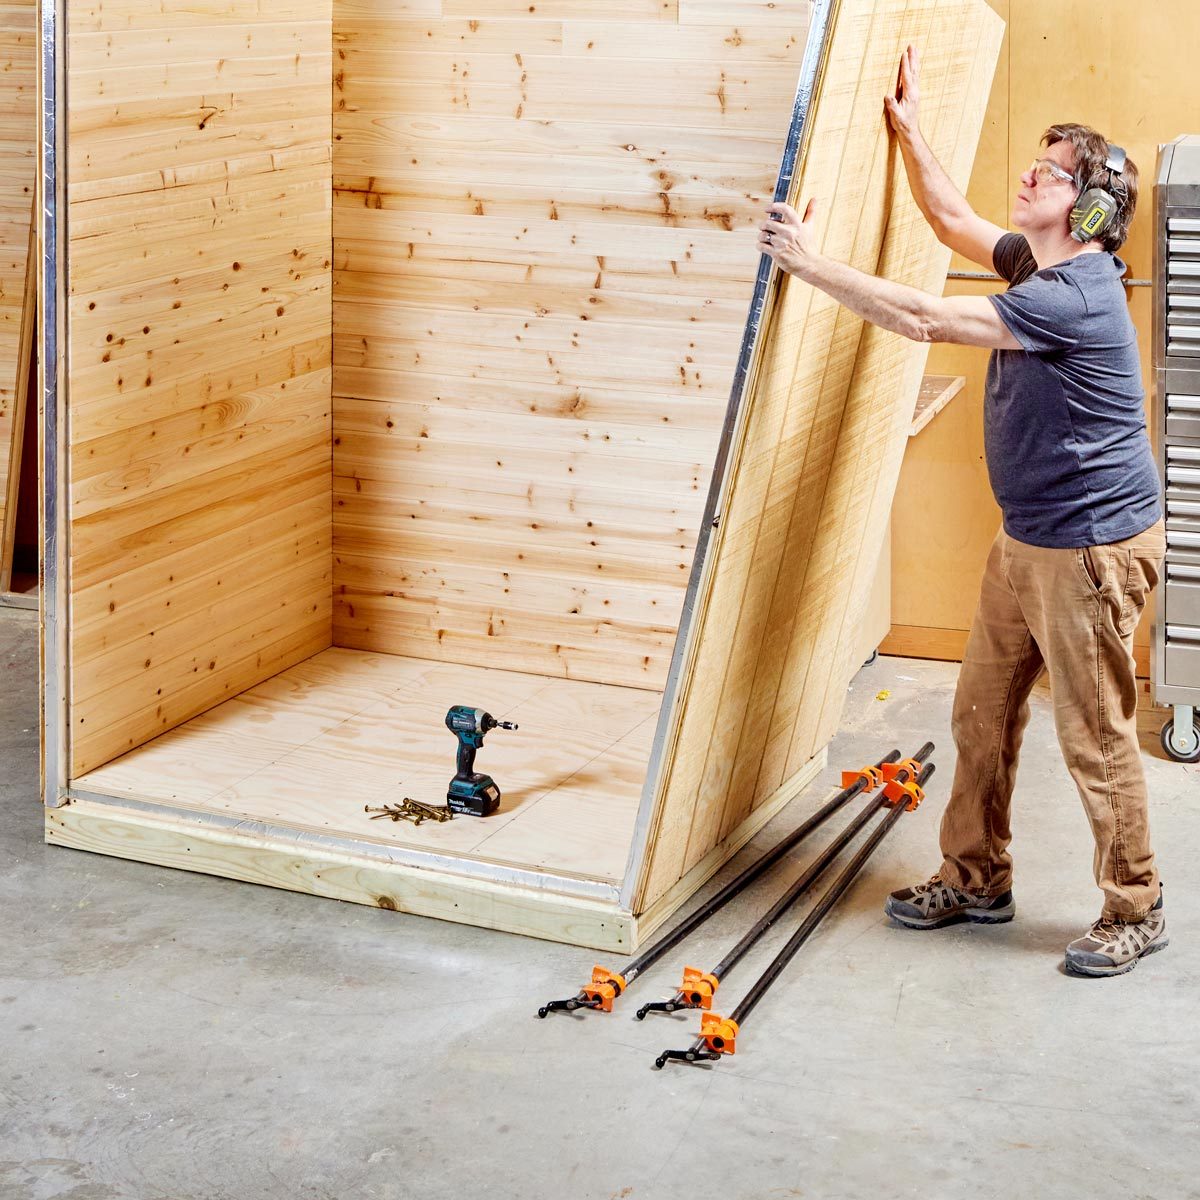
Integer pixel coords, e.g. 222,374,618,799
653,1045,721,1070
536,993,596,1018
635,993,688,1020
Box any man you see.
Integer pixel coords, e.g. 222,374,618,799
757,45,1166,977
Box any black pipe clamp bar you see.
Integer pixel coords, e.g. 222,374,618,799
637,742,933,1020
655,759,935,1070
535,747,903,1019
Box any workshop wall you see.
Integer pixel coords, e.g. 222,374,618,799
330,0,812,689
886,0,1200,670
65,0,334,775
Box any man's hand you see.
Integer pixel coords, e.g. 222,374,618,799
884,44,920,140
757,199,821,279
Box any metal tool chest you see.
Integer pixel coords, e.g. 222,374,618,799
1153,135,1200,761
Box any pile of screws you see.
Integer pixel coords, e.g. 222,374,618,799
365,799,454,827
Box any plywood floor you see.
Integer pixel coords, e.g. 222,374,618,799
75,648,663,884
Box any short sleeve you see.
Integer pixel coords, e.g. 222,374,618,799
988,273,1087,354
992,232,1037,285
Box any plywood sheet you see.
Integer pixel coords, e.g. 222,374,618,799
66,1,334,775
634,0,1004,911
76,648,662,886
330,0,814,687
0,1,36,588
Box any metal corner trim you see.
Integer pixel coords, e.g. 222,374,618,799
618,0,844,913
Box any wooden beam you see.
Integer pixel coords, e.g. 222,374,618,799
48,797,636,953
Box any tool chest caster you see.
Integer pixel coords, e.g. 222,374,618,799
1160,705,1200,763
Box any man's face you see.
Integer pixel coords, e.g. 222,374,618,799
1013,140,1078,238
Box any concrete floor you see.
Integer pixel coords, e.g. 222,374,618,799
3,606,1199,1200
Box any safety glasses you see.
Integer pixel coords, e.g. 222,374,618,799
1028,158,1077,187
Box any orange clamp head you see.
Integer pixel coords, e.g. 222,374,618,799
881,758,922,783
883,779,924,811
581,965,627,1012
700,1012,739,1055
681,966,719,1009
841,764,883,793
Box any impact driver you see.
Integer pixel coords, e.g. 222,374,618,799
445,706,518,817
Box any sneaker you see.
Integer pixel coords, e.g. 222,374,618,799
1064,889,1168,978
884,875,1016,929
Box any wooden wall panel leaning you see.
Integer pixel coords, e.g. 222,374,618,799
0,0,36,592
331,0,813,689
65,0,334,775
632,0,1004,913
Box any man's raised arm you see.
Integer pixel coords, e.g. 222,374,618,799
885,45,1007,274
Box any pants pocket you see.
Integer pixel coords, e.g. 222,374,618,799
1078,546,1139,635
1120,550,1159,638
1077,546,1106,597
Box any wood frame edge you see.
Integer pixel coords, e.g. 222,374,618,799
46,798,636,953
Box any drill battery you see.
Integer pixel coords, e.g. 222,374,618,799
447,777,502,818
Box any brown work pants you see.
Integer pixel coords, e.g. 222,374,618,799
939,521,1166,921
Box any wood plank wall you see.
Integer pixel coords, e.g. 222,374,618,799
0,1,36,582
634,0,1004,912
66,0,334,777
886,0,1198,671
331,0,813,689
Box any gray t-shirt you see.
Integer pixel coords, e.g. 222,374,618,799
984,232,1161,549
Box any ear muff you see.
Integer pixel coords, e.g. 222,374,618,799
1070,189,1119,242
1069,141,1127,244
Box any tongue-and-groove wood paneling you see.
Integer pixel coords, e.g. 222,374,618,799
66,0,334,776
331,0,813,688
0,1,36,589
632,0,1005,911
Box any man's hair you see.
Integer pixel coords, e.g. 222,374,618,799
1042,123,1139,253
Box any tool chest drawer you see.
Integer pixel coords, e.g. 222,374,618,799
1164,626,1200,687
1168,220,1200,357
1168,529,1200,554
1166,393,1200,440
1166,574,1200,626
1167,446,1200,494
1167,494,1200,528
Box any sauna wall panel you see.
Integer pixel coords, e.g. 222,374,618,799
331,0,813,687
66,0,334,776
0,1,36,581
634,0,1004,911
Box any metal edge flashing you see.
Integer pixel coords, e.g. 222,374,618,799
618,0,843,913
62,786,624,904
41,0,68,809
